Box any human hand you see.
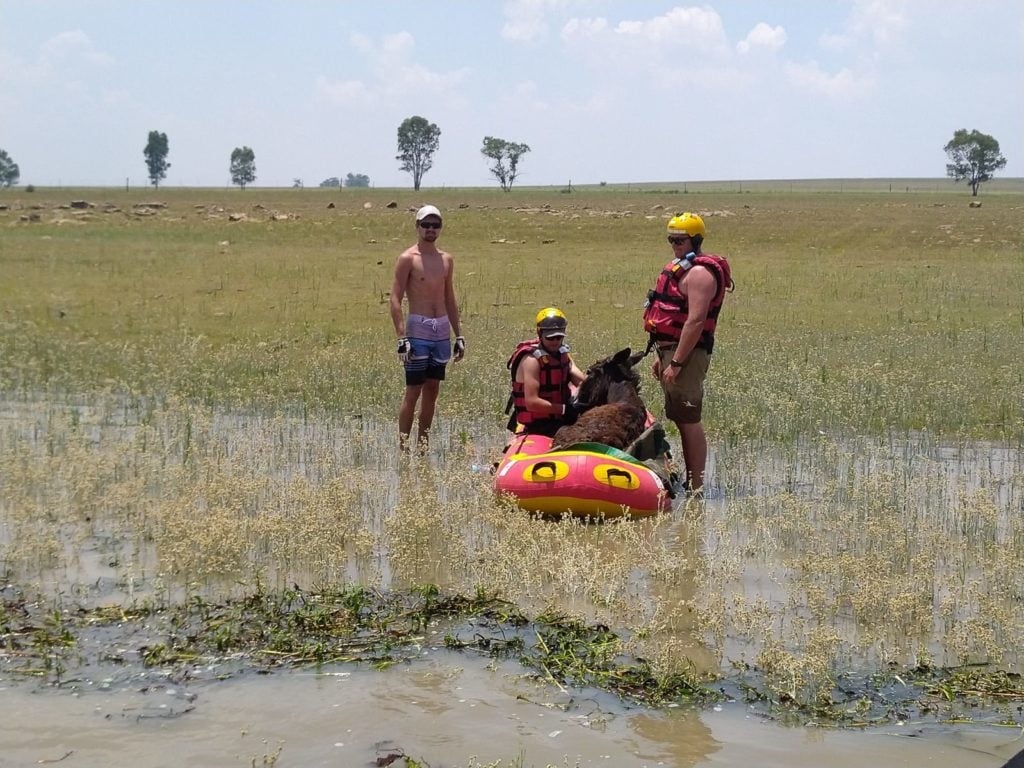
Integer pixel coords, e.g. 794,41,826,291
454,335,466,362
661,363,680,385
397,337,412,362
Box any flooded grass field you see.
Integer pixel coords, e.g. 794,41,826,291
2,185,1023,766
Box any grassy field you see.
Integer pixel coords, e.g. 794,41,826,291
2,182,1023,723
2,182,1022,440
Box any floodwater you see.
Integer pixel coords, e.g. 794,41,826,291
2,395,1023,767
1,657,1021,768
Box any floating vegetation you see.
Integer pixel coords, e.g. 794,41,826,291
2,189,1023,730
5,580,1024,726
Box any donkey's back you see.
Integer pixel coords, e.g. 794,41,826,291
552,349,649,450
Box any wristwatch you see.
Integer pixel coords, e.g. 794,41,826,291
668,359,684,368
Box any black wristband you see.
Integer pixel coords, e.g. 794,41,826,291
668,359,684,368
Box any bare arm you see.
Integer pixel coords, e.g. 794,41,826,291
389,253,412,337
569,362,586,387
671,266,716,363
444,253,465,361
660,266,716,384
443,253,461,336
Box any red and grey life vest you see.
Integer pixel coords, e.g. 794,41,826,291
642,252,733,354
506,339,572,425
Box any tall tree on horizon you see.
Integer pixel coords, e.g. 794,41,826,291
143,130,170,189
396,116,440,191
944,129,1007,196
481,136,531,191
0,148,19,188
229,146,257,190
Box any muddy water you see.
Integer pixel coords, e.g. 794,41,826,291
3,396,1024,767
1,658,1018,768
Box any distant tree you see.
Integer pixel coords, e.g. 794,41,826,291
396,116,440,191
229,146,257,190
944,129,1007,196
292,178,304,189
481,136,531,191
345,173,370,188
319,177,342,188
143,130,170,189
0,148,21,188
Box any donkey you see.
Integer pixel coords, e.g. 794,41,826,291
551,347,649,451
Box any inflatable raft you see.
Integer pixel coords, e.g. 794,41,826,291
494,425,675,519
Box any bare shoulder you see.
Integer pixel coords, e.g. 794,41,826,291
519,353,540,372
393,246,419,276
684,263,718,292
396,244,419,262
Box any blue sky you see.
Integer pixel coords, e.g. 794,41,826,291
1,1,1021,188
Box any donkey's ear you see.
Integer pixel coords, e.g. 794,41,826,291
627,350,646,367
612,347,632,364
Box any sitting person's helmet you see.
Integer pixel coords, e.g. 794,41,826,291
535,307,568,338
667,212,706,250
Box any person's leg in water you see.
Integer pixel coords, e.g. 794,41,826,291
677,419,707,491
399,383,423,452
660,347,710,493
399,335,449,452
399,337,430,451
416,378,441,447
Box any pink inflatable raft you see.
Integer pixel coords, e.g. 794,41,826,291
493,423,675,519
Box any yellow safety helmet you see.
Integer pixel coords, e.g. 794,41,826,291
535,306,568,336
666,212,706,239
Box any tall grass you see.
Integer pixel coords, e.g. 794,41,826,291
2,186,1021,440
1,185,1023,714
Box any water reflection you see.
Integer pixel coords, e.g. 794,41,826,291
2,393,1024,727
1,665,1016,768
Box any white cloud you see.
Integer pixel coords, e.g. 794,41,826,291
818,31,850,53
819,0,906,51
785,61,871,99
849,0,907,46
40,30,113,68
315,76,371,105
350,30,415,68
616,6,725,43
560,16,608,40
502,0,567,42
561,5,730,58
322,31,468,102
737,22,786,54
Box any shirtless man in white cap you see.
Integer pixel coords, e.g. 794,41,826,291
389,204,465,451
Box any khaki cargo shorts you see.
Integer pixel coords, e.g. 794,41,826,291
657,346,710,424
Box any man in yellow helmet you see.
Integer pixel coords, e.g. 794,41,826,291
642,212,733,492
390,205,466,451
505,307,586,436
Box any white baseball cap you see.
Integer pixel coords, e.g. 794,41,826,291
415,204,442,222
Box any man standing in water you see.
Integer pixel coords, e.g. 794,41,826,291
643,212,732,493
390,205,465,451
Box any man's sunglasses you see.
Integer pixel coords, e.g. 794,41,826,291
419,221,442,229
667,236,690,245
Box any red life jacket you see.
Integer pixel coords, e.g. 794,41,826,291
642,252,733,354
506,339,572,426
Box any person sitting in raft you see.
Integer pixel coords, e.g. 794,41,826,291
505,307,587,437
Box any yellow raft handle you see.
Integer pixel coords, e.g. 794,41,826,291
530,461,558,480
605,468,632,482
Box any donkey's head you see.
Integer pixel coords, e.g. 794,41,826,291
574,347,645,408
